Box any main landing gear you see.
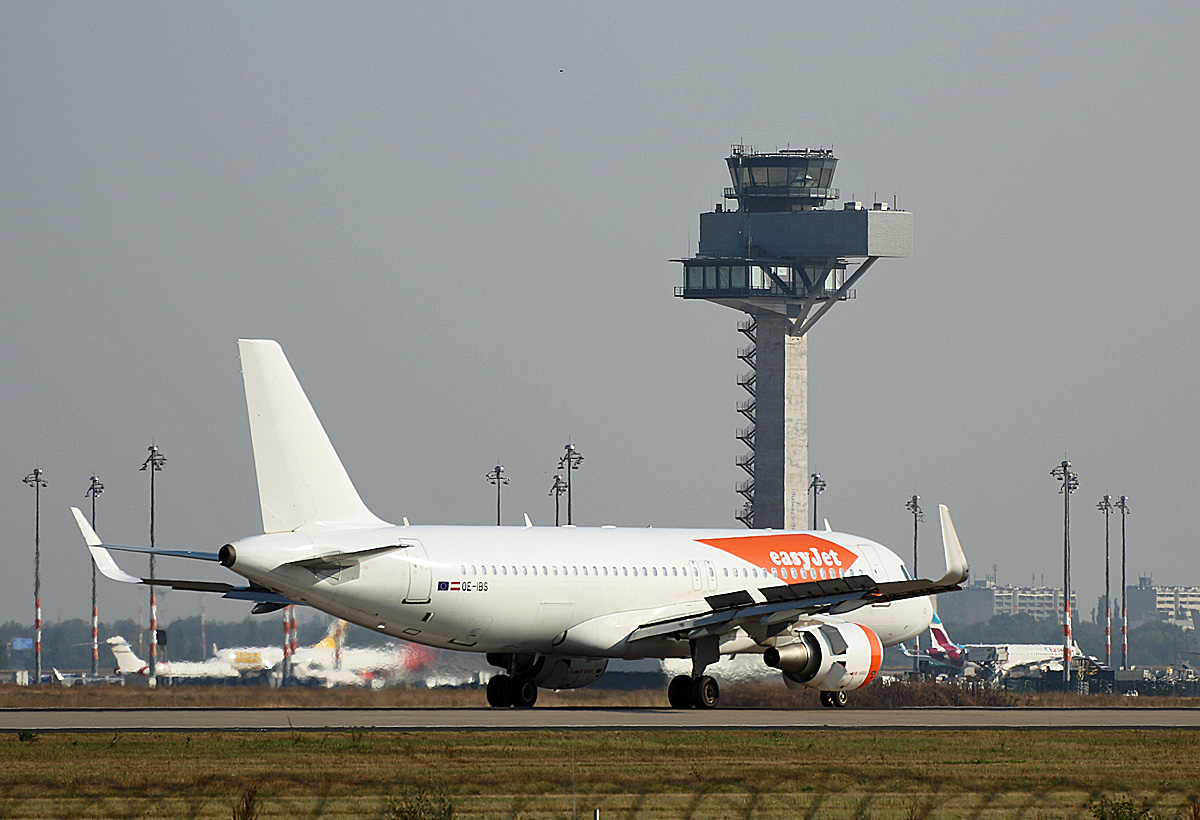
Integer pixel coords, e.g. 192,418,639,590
486,674,539,708
819,690,848,708
667,674,720,709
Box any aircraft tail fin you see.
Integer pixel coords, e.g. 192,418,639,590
237,340,388,533
928,607,960,655
106,636,148,676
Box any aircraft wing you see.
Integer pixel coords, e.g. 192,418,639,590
71,507,295,608
628,504,968,644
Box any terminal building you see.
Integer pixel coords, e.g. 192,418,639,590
937,580,1078,626
1124,576,1200,629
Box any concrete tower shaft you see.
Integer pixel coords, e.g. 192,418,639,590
753,315,808,530
676,146,911,530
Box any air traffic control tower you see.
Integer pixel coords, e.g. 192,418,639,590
675,145,911,530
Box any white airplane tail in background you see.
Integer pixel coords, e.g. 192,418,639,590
107,637,148,676
238,339,387,533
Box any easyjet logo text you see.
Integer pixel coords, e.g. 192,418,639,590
769,548,843,570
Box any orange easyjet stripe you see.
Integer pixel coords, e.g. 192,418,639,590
860,624,883,687
697,533,861,580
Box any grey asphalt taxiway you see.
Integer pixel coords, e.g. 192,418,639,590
2,707,1198,732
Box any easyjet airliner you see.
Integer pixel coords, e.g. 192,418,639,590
72,340,968,709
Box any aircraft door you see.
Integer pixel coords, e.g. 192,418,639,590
689,560,702,592
704,560,717,591
404,542,432,604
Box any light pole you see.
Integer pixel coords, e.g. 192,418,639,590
22,468,48,684
808,473,826,530
1097,495,1114,670
1051,460,1078,687
85,475,105,676
1115,495,1130,670
141,444,166,687
904,495,924,677
485,464,508,526
549,474,568,527
558,444,583,525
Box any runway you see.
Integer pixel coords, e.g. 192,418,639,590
2,706,1198,732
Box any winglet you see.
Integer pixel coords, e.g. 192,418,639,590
935,505,969,587
71,507,143,585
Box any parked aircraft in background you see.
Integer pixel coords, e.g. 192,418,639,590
902,609,1085,682
106,622,424,687
74,340,969,709
108,636,245,680
900,607,966,670
46,669,125,686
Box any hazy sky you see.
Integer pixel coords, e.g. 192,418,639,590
3,3,1199,628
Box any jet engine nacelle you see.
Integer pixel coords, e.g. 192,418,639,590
532,657,608,690
764,623,883,692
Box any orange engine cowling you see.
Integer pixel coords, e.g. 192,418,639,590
764,623,883,692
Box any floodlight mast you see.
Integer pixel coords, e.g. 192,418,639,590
485,464,509,526
85,475,105,676
808,473,826,530
675,146,911,529
22,468,48,685
549,474,568,527
904,495,924,677
558,444,583,525
1097,495,1114,670
1114,495,1130,669
1051,460,1078,688
140,444,166,687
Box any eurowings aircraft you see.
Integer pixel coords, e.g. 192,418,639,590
72,339,968,709
900,607,967,670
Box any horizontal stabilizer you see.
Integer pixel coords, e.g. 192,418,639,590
70,507,297,607
100,544,222,562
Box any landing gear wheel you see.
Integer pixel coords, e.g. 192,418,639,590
820,690,848,708
667,675,694,709
486,674,512,707
511,676,539,708
691,675,720,709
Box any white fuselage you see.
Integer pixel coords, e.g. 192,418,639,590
226,522,933,661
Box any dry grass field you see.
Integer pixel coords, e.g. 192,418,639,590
3,682,1199,818
1,727,1198,819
